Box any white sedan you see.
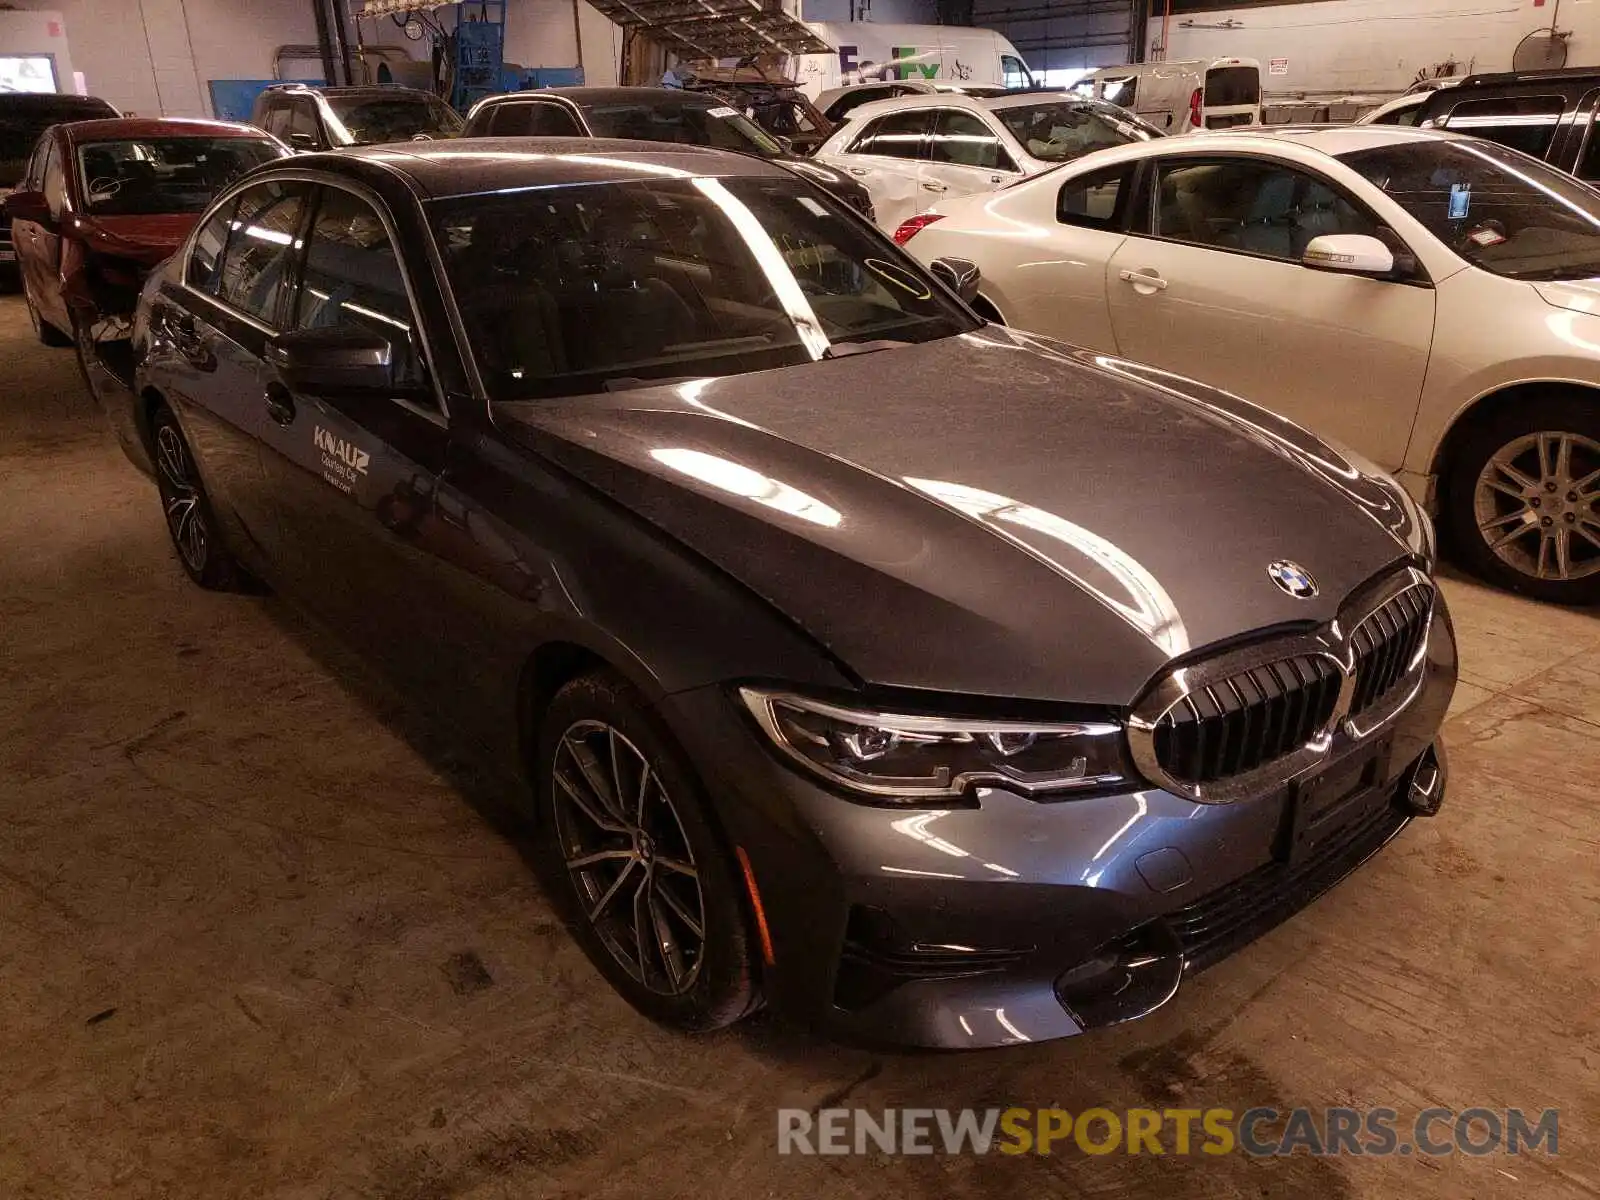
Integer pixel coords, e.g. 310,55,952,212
899,125,1600,603
812,91,1162,234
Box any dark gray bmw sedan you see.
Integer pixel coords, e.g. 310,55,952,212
122,139,1456,1048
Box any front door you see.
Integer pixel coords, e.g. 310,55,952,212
918,107,1021,210
258,181,452,685
24,139,70,331
1105,154,1435,471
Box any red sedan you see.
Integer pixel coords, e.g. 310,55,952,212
4,117,284,384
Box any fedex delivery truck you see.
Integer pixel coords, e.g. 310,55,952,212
789,23,1037,99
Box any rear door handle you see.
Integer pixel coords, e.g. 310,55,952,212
921,181,948,192
265,381,296,426
1119,268,1168,291
847,166,870,176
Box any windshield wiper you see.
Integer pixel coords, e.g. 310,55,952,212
821,338,912,360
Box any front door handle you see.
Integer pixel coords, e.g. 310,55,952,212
170,316,216,371
265,382,296,426
1119,268,1169,291
921,181,948,192
847,166,870,176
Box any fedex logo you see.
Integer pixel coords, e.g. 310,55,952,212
839,45,941,82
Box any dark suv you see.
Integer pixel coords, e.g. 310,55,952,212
248,84,461,152
463,87,874,219
1,92,120,283
1416,66,1600,182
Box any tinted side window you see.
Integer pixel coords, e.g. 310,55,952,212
1579,115,1600,181
928,108,1014,171
293,186,425,390
1438,95,1565,158
261,102,290,138
847,110,931,159
286,99,321,147
1156,158,1377,261
1058,164,1135,229
42,140,65,217
214,181,308,324
188,197,239,292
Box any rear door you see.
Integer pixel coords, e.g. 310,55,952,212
823,108,932,232
1104,154,1434,471
1202,62,1261,129
258,180,453,678
157,178,312,570
918,107,1022,207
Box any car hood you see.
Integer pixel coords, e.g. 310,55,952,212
494,328,1421,705
72,212,196,264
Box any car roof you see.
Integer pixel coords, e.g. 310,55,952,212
480,87,723,108
843,90,1119,122
270,84,437,99
60,117,272,142
290,137,796,199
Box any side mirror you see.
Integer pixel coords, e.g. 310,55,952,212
775,134,795,153
267,327,393,393
930,256,981,305
287,131,319,151
1302,233,1396,277
3,188,52,226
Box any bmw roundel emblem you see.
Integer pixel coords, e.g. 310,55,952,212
1268,560,1318,599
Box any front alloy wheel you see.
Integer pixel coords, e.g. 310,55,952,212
552,720,707,996
535,670,760,1031
1473,431,1600,585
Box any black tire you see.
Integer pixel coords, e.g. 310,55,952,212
24,280,71,347
149,404,245,591
1443,393,1600,605
534,670,760,1032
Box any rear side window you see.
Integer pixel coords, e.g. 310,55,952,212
826,87,897,121
1437,95,1565,159
212,180,309,324
847,110,931,159
927,108,1014,171
489,101,584,137
1057,164,1135,230
188,198,237,292
1205,67,1259,107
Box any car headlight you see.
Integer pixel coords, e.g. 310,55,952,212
738,688,1128,803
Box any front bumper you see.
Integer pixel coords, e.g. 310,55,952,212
659,590,1457,1049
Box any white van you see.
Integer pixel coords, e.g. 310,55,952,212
789,23,1036,100
1078,57,1261,133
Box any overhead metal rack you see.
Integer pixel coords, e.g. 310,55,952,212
584,0,834,60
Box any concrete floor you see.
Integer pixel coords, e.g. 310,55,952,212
1,291,1597,1200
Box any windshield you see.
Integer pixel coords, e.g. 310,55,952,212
0,98,116,185
325,93,463,145
1338,139,1600,281
582,101,784,156
994,100,1161,162
76,137,283,215
431,174,978,401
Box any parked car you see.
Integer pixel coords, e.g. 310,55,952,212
462,87,873,218
121,137,1452,1047
0,92,120,287
817,80,1033,125
1077,57,1262,133
1414,66,1600,181
4,116,285,398
814,92,1162,232
1358,77,1465,125
899,124,1600,602
249,83,461,151
674,68,838,157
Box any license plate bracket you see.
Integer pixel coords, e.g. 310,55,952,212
1279,738,1393,864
